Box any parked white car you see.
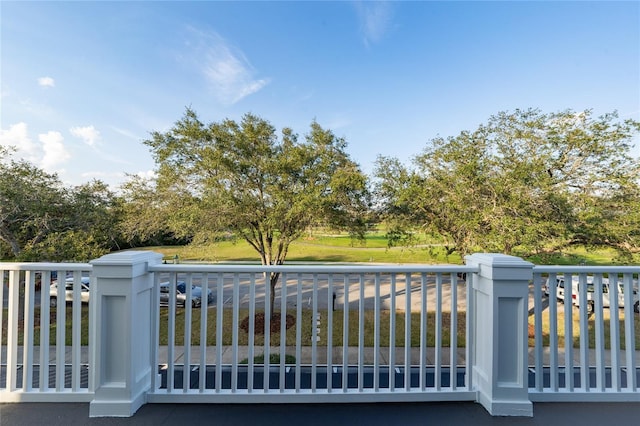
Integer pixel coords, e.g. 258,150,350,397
49,276,91,307
571,279,640,314
159,281,214,308
543,277,568,303
544,275,640,314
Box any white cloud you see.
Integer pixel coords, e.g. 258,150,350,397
0,122,39,162
355,1,393,47
185,28,270,105
70,125,101,146
37,76,55,87
1,123,71,171
136,170,158,181
39,131,70,170
80,170,124,179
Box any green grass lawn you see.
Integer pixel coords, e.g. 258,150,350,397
4,306,638,351
159,308,466,348
525,246,640,266
141,230,462,264
134,232,639,266
143,240,463,264
1,306,90,347
529,308,640,350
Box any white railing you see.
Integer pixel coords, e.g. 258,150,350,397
145,264,477,403
0,262,93,402
3,252,637,417
530,266,639,401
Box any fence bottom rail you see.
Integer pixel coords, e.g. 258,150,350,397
155,364,469,392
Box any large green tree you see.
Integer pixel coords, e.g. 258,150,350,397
144,109,370,312
0,150,117,261
117,175,170,246
374,109,640,258
0,156,67,257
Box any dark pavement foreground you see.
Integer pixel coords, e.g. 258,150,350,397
2,401,639,426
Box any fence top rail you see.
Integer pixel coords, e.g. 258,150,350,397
149,263,479,275
533,265,640,274
1,261,638,275
0,262,92,271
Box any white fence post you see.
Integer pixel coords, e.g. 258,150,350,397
466,253,533,416
88,251,163,417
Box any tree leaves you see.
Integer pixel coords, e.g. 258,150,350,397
143,109,371,266
0,155,118,261
374,108,640,258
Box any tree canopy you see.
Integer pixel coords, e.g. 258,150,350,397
374,109,640,259
2,107,639,266
144,109,370,266
0,152,119,261
144,109,371,311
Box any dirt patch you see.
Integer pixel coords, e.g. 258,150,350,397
240,312,296,335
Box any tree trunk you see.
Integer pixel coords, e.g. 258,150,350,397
0,225,21,257
269,272,280,319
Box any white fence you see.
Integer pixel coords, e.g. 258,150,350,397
1,252,639,418
146,263,476,404
529,266,639,401
0,263,93,402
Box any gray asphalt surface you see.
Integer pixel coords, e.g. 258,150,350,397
2,401,640,426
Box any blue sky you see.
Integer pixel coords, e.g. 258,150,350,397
1,1,639,188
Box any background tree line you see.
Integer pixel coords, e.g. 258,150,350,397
1,108,639,264
0,147,184,261
374,109,640,261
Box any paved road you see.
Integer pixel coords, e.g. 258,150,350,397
4,272,469,311
6,272,626,315
159,272,473,312
159,272,551,313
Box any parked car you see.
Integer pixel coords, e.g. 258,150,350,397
543,277,568,303
31,270,58,291
159,281,214,308
49,276,91,307
571,279,640,314
543,275,640,314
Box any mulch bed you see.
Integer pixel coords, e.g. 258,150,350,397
240,312,296,335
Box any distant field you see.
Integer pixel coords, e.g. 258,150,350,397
143,237,463,264
526,246,640,266
136,233,639,265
